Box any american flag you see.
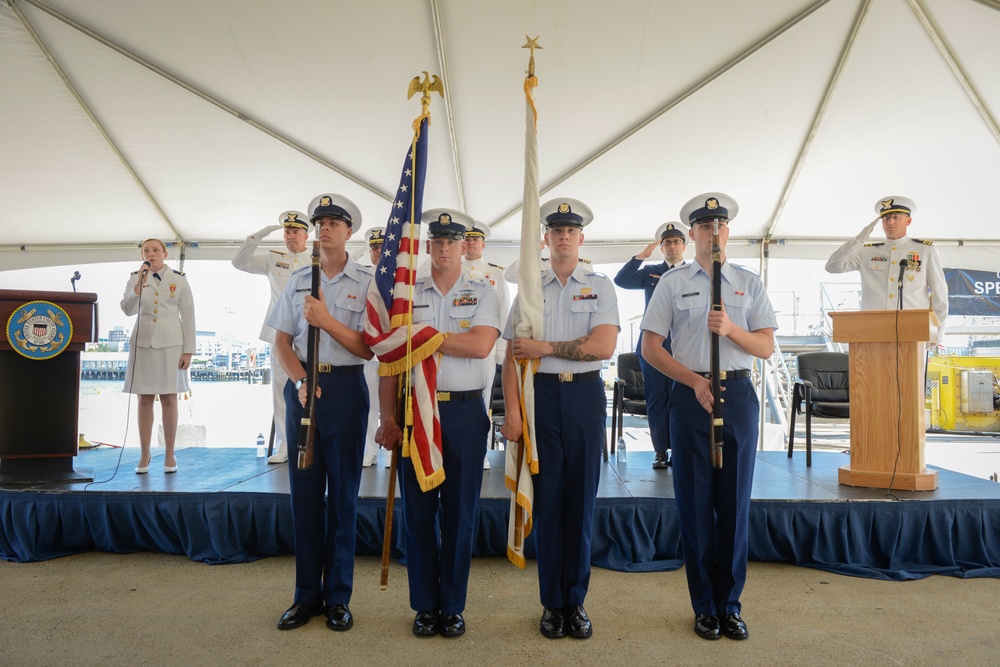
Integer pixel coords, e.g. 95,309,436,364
364,117,446,491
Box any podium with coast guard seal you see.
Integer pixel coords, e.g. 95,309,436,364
1,289,99,483
830,308,938,491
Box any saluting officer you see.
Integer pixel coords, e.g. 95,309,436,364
825,196,948,347
501,198,620,640
614,221,689,469
361,227,387,468
232,210,311,464
641,193,777,641
377,209,500,638
462,220,510,470
266,193,374,633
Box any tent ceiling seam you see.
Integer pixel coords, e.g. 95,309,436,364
430,0,466,212
485,0,835,230
763,0,875,242
908,0,1000,147
17,0,394,204
10,0,181,243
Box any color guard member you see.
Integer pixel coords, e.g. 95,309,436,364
501,198,620,640
641,193,777,641
377,209,500,638
267,193,373,632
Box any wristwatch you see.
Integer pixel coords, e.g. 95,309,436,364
294,377,307,391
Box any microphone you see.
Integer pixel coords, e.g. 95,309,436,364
140,260,151,280
70,271,81,292
896,259,909,310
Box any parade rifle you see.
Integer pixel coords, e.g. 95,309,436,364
297,241,321,470
710,220,724,470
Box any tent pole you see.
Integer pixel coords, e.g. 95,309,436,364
762,0,875,243
10,0,181,242
429,0,467,213
486,0,835,230
16,0,393,204
908,0,1000,148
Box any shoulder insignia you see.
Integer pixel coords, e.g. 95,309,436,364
579,258,592,264
913,238,933,246
488,262,506,270
269,249,287,255
131,270,139,275
863,242,884,247
174,270,185,276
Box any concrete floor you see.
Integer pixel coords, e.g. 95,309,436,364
2,552,997,667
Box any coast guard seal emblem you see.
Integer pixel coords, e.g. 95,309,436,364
6,300,74,360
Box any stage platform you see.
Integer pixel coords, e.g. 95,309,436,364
2,445,999,580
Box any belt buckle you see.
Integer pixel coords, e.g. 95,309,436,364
318,363,331,373
718,371,727,380
558,372,573,383
438,391,451,402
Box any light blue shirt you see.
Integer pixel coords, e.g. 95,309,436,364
640,260,777,371
266,259,373,365
413,275,501,391
503,265,620,374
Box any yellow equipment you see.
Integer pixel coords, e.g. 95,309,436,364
926,356,1000,432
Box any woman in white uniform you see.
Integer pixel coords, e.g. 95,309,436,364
120,238,196,474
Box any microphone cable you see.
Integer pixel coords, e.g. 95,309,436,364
884,259,909,500
84,265,148,489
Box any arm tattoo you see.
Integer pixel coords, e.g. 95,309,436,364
551,335,600,362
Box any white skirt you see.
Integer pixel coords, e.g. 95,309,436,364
123,345,191,395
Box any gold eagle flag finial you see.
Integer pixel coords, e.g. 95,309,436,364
407,71,444,135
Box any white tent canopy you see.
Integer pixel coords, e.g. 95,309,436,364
2,0,999,272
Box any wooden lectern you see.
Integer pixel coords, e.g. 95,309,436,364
1,289,99,483
830,309,938,491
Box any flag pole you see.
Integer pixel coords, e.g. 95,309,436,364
506,36,542,568
379,72,443,590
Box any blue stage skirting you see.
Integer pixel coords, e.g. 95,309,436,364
3,490,999,580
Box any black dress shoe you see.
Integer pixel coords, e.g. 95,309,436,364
539,607,565,639
694,613,722,640
652,452,669,469
719,612,749,640
412,610,439,637
325,603,353,631
277,602,325,630
439,612,466,637
564,605,592,639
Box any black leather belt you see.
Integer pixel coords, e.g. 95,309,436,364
437,390,483,402
535,370,602,383
301,363,364,375
696,369,751,380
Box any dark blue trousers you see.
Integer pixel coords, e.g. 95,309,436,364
669,378,757,616
284,373,367,607
637,331,672,454
399,398,489,615
532,377,605,609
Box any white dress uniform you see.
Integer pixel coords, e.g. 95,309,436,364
120,264,195,395
825,218,948,346
463,257,510,366
232,216,311,461
464,256,510,469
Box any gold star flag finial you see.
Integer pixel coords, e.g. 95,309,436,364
523,35,542,77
